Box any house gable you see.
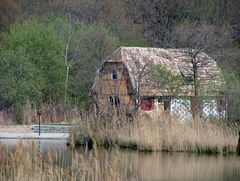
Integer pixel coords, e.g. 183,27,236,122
91,61,135,113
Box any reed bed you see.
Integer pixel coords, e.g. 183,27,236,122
0,142,138,181
72,114,239,154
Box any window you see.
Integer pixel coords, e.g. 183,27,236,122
109,96,114,107
109,96,120,108
112,70,117,79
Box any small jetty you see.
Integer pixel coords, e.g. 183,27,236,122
0,125,73,140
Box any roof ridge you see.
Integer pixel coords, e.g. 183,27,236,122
118,46,190,51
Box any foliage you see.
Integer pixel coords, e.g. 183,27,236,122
222,71,240,121
0,20,65,109
151,64,184,95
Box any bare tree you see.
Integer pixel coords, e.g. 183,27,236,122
60,14,81,104
124,0,186,47
171,21,232,118
0,0,23,33
131,62,152,115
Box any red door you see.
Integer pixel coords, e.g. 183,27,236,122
141,97,155,111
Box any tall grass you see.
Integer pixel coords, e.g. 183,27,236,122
72,113,239,154
0,142,138,181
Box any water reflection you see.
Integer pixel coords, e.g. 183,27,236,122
118,151,240,181
72,147,240,181
0,139,67,150
1,139,240,181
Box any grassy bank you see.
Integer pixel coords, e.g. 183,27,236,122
72,114,239,154
0,142,137,181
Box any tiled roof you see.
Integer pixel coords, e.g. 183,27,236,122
100,47,223,96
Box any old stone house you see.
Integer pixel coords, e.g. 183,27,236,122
90,47,225,120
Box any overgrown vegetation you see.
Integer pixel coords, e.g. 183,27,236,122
0,0,240,123
72,114,238,154
0,15,148,123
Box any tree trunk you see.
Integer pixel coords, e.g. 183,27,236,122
64,65,70,104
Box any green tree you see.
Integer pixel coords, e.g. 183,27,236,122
151,64,184,95
0,19,65,107
0,50,41,108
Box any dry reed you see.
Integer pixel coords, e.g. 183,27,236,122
0,141,138,181
73,113,239,154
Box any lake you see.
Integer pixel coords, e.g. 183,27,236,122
1,139,240,181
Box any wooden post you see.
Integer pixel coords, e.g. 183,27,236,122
37,110,42,136
237,131,240,156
